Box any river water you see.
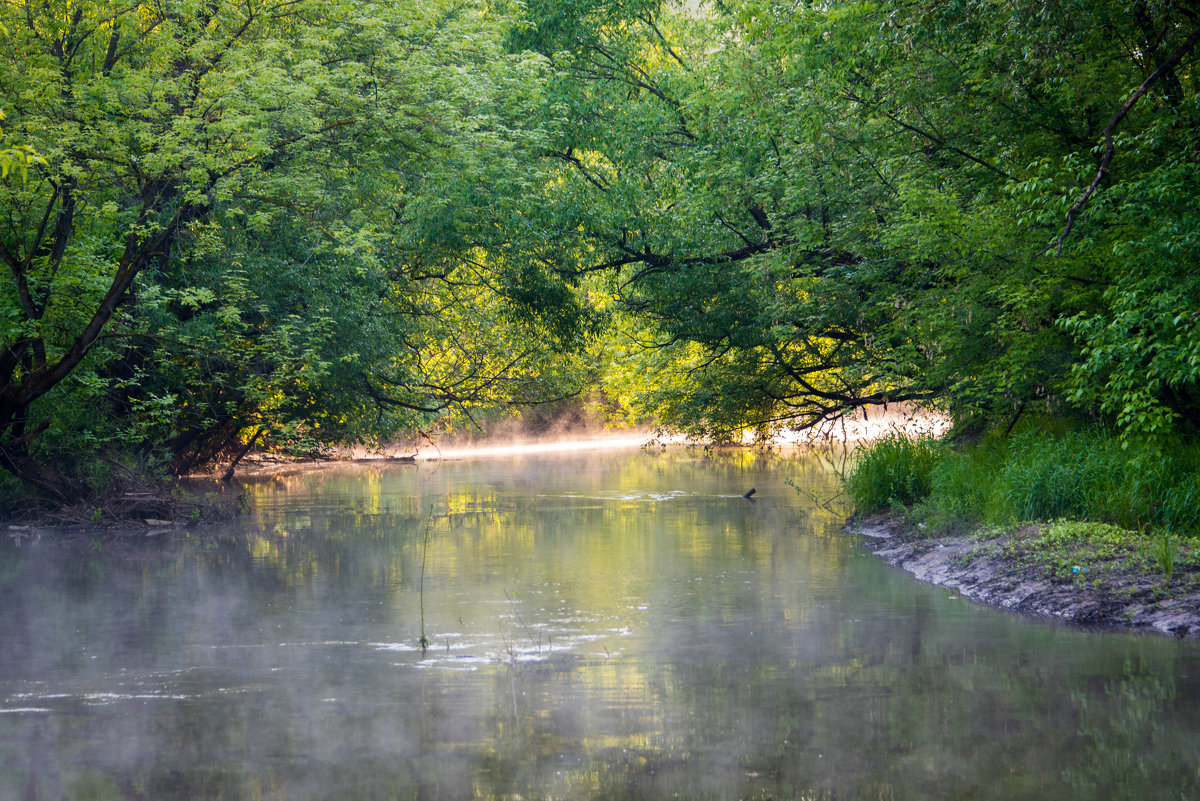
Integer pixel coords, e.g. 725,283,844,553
1,446,1198,800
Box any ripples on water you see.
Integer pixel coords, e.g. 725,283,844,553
0,446,1198,800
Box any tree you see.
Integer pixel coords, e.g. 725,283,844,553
516,0,1200,440
0,0,589,500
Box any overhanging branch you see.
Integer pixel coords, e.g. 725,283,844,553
1052,23,1200,255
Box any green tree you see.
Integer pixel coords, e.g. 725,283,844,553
517,0,1200,441
0,0,589,500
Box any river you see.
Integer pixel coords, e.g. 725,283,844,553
1,446,1198,800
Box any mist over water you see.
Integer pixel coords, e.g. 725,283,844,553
1,447,1198,800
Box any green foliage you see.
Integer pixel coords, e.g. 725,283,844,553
517,0,1200,442
0,108,45,181
0,144,43,181
845,435,941,513
855,428,1200,537
0,0,594,498
2,0,1200,503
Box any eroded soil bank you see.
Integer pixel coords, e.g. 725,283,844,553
851,517,1200,640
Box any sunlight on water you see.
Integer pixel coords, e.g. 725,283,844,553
418,432,657,459
0,447,1198,801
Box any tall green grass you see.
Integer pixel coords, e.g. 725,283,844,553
845,426,1200,536
844,434,941,513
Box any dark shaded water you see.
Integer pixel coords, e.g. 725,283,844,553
1,447,1198,800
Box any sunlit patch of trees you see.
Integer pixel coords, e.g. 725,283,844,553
1,0,1198,503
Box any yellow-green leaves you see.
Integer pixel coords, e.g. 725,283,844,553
0,144,45,181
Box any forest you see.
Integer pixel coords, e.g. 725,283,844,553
0,0,1198,511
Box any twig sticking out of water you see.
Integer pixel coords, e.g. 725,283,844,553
419,512,432,653
503,589,542,658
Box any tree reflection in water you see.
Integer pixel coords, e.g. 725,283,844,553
0,447,1197,800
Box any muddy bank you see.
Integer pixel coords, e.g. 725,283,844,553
851,517,1200,640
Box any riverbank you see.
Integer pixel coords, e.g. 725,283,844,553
851,516,1200,639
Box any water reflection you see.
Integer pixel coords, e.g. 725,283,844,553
0,447,1198,800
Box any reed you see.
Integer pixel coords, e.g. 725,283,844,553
1150,531,1177,578
989,431,1200,533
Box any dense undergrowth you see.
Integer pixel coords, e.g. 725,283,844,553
847,426,1200,537
846,425,1200,592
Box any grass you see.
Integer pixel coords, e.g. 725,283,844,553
1151,531,1177,579
996,520,1200,591
844,423,1200,593
843,433,941,512
846,424,1200,538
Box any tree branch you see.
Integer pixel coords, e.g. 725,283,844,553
1053,23,1200,255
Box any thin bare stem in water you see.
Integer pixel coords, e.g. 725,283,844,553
419,512,432,652
504,589,542,655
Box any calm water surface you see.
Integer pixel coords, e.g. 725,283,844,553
1,447,1198,800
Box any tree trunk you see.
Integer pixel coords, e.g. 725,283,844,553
0,428,78,503
222,427,265,482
